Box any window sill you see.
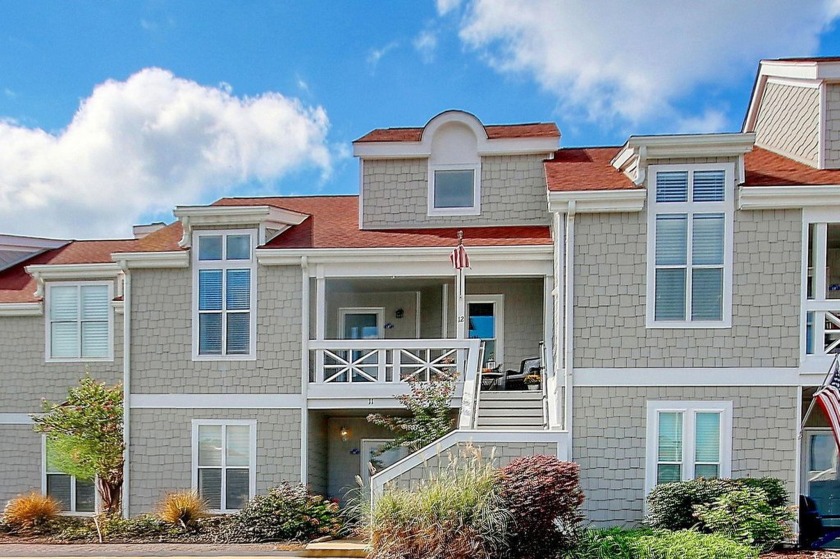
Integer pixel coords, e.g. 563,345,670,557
192,354,257,362
645,320,732,330
427,206,481,217
46,356,115,363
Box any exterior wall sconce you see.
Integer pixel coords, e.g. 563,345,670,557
340,426,350,442
395,308,404,319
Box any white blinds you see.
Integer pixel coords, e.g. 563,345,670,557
656,171,688,203
49,284,109,359
692,214,724,265
655,215,687,266
693,170,725,202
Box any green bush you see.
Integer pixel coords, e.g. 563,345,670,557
694,488,793,551
216,483,342,543
561,527,652,559
645,477,787,531
635,529,758,559
499,455,584,558
368,446,511,559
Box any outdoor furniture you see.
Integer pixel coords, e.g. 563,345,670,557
480,367,503,391
800,495,840,549
503,357,541,390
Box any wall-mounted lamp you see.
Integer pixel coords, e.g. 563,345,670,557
339,426,350,442
395,308,404,319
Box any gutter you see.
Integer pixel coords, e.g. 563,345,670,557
563,204,576,453
299,256,309,486
121,266,131,518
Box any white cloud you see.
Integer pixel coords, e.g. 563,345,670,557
451,0,840,128
366,42,399,74
675,109,729,135
436,0,462,16
414,29,438,63
0,68,332,238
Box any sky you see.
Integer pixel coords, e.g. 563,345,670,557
2,0,840,239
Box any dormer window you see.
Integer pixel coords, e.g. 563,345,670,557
427,120,481,216
430,165,480,214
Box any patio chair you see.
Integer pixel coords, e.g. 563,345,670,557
503,357,541,390
800,494,840,549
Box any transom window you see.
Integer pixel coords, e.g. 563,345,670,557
44,439,96,514
192,230,256,359
428,165,480,216
192,420,256,512
645,401,732,496
46,282,112,361
646,165,734,328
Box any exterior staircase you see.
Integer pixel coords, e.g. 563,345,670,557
475,390,546,429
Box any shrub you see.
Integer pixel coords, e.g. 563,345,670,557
217,482,342,543
694,487,793,551
368,446,510,559
499,455,584,558
157,491,208,529
561,527,652,559
3,492,60,532
645,477,788,531
635,529,758,559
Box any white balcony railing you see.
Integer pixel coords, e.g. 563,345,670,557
309,338,482,384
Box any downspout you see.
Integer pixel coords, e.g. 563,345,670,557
121,265,131,518
564,202,576,456
300,256,310,485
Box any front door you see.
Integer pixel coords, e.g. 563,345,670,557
804,429,840,529
339,308,383,382
466,295,504,368
360,439,409,488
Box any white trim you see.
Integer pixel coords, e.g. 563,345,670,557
0,234,66,251
645,163,735,329
300,256,310,485
174,205,307,248
800,426,834,496
112,251,189,269
820,81,827,170
427,163,481,217
0,302,42,316
338,307,385,340
191,229,258,361
191,419,257,513
738,185,840,210
131,393,304,408
613,133,755,168
257,245,553,266
0,413,34,424
574,367,800,386
547,189,646,213
644,400,733,499
26,263,123,282
465,294,504,365
45,280,115,363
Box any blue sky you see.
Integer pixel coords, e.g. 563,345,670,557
2,0,840,238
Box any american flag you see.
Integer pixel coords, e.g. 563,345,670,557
815,355,840,448
450,243,470,270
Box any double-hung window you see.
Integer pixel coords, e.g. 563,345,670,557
645,401,732,495
46,282,112,361
43,439,96,514
192,420,256,512
647,164,734,328
193,231,256,359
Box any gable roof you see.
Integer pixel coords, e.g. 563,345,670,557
544,147,637,192
0,239,137,303
355,122,560,143
744,147,840,186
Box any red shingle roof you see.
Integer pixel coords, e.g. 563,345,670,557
744,147,840,186
355,123,560,143
0,239,137,303
544,147,637,192
212,196,552,249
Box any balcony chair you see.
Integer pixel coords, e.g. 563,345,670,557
503,357,541,390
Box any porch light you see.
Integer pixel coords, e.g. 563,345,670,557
340,426,350,442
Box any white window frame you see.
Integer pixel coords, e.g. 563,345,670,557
41,436,98,515
191,419,257,513
427,162,481,217
192,229,258,361
801,207,840,369
338,307,385,339
644,400,733,498
465,294,505,365
45,280,114,363
645,163,735,329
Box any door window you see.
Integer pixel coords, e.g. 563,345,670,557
468,299,502,366
806,431,840,527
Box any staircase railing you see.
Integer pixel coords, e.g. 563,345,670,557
457,341,484,430
539,341,549,429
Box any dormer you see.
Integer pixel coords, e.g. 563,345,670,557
353,110,559,229
744,57,840,169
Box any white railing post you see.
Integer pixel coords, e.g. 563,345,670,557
316,348,325,383
377,349,387,382
392,349,401,383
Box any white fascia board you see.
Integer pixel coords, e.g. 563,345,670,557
0,302,42,317
738,185,840,210
575,367,800,387
25,262,123,281
760,60,840,82
547,189,646,213
130,393,304,409
174,205,309,248
112,251,189,269
354,138,558,159
624,133,756,159
257,244,553,266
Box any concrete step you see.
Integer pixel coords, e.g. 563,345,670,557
478,407,543,418
302,539,368,558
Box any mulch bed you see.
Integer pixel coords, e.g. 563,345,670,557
764,551,840,558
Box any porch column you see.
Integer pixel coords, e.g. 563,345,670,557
315,272,326,383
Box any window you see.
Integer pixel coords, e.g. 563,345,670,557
46,282,112,361
645,401,732,496
646,165,734,328
43,439,96,514
193,230,256,359
192,420,256,512
428,164,480,216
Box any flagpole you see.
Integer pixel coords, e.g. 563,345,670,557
455,230,466,341
799,352,840,439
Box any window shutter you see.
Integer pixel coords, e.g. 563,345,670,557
693,170,725,202
656,171,688,203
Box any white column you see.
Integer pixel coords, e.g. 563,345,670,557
315,271,326,382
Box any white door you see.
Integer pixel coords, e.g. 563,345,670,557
466,295,504,367
360,439,409,487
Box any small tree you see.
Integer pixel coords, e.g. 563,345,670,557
367,372,456,457
32,375,124,514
